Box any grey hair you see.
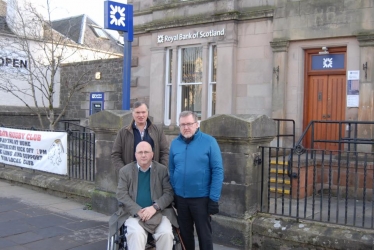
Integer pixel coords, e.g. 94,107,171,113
132,101,148,110
179,111,198,122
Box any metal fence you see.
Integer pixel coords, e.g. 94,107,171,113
0,121,95,182
260,119,374,229
260,146,374,229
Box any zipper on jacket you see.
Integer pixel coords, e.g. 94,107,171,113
183,143,188,197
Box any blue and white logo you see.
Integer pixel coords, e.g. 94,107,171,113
109,5,126,27
323,58,333,68
104,1,133,41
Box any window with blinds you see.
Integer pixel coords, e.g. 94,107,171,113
164,45,217,125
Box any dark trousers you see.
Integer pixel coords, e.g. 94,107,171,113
175,196,212,250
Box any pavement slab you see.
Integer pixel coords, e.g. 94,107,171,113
0,179,239,249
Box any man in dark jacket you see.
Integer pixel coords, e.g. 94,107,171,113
169,111,224,250
111,101,169,171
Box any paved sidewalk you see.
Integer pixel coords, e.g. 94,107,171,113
0,180,238,250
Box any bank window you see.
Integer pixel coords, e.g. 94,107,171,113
208,45,217,117
164,48,173,125
177,46,203,120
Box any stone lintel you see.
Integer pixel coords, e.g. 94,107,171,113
270,39,290,52
134,7,274,34
357,32,374,47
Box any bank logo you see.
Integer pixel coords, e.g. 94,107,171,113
323,58,333,68
157,35,164,44
109,4,126,27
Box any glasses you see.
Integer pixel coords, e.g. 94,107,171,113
136,151,151,156
179,122,196,128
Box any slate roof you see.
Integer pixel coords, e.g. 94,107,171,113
0,1,12,35
0,0,123,55
51,15,123,54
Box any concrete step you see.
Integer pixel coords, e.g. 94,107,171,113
270,159,291,195
269,186,291,195
270,160,288,165
270,177,291,185
270,168,289,175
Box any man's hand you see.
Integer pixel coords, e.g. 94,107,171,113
138,206,157,221
208,199,219,215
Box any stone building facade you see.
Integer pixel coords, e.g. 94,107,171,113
123,0,374,149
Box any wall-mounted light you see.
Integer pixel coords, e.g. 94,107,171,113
95,72,101,80
273,66,279,81
319,46,329,54
363,62,368,80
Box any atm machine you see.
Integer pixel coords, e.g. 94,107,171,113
90,92,104,115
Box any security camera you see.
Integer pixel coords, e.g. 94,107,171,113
322,47,328,51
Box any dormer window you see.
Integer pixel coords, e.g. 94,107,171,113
91,25,109,39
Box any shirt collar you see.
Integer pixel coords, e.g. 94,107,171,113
137,163,152,172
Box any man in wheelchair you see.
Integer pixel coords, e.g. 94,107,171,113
109,141,179,249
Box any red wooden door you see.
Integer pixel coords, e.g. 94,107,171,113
305,75,346,150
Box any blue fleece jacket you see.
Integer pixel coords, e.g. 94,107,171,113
169,129,224,202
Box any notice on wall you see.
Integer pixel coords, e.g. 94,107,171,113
347,70,360,107
347,70,359,80
0,128,68,175
347,79,360,107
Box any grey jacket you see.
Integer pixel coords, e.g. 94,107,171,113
108,161,178,236
111,119,169,171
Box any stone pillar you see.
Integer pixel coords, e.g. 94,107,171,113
357,33,374,152
170,46,178,127
89,110,134,214
200,114,276,249
270,39,289,146
149,46,166,124
201,43,210,120
216,22,237,114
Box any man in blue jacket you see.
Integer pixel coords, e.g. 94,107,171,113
169,111,224,250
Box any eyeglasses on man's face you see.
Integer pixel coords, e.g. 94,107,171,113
179,122,196,128
136,151,151,156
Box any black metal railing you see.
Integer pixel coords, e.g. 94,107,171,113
293,120,374,154
260,145,374,229
286,120,374,177
273,119,296,148
0,122,95,182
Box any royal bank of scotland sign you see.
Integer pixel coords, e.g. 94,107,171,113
104,1,133,41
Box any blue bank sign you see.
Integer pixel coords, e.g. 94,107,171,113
311,54,345,70
104,1,133,41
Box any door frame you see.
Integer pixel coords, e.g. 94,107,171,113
303,47,347,147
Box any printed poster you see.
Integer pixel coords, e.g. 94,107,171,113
347,79,359,107
0,127,68,175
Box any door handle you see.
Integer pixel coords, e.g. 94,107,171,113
327,114,331,118
322,115,326,119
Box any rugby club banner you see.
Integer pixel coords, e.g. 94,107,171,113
0,127,68,175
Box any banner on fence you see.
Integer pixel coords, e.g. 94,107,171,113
0,127,68,175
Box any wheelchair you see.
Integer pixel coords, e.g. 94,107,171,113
107,220,185,250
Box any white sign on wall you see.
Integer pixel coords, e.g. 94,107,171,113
347,70,360,107
157,29,225,43
0,127,68,175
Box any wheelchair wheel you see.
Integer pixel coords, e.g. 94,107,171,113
107,225,127,250
107,234,119,250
